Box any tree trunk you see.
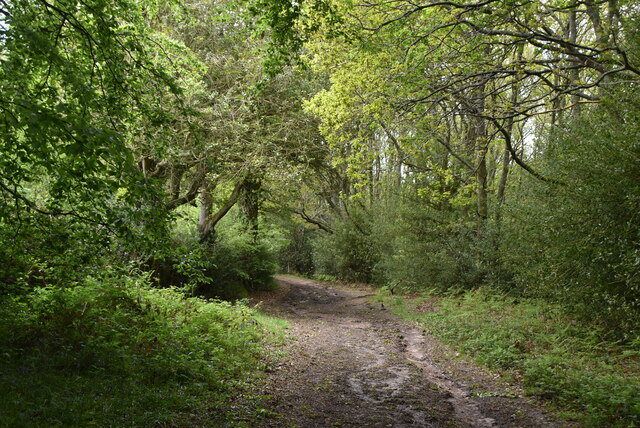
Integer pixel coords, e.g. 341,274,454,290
199,181,244,243
472,80,489,224
497,147,510,206
169,165,184,201
198,190,213,241
475,125,488,222
240,177,261,239
569,9,582,118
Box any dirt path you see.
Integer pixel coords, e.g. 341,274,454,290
252,276,563,428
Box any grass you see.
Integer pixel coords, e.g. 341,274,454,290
376,288,640,427
0,270,288,427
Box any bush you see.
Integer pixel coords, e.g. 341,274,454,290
502,89,640,339
200,235,278,298
312,206,381,283
373,193,484,292
310,188,485,291
0,269,280,426
0,215,108,295
151,207,279,299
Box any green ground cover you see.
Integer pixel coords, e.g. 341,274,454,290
0,271,287,427
377,288,640,427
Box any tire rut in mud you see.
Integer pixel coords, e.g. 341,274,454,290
253,276,561,428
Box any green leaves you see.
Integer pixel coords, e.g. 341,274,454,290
0,0,201,266
0,269,279,426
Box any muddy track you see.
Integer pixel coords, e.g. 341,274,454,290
252,276,562,428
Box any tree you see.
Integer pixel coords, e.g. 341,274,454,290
142,0,328,242
249,0,640,303
0,0,200,287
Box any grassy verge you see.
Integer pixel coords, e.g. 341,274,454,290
376,288,640,427
0,270,288,427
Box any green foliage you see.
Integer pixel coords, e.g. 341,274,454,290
312,273,337,282
312,206,381,283
306,187,485,291
0,0,186,236
380,289,640,426
247,0,343,78
248,0,305,77
162,208,279,300
0,269,283,426
277,224,316,275
0,0,203,298
372,191,485,292
201,234,278,299
502,89,640,338
0,215,100,294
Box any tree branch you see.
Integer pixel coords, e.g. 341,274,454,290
199,180,244,242
293,208,333,233
487,117,563,185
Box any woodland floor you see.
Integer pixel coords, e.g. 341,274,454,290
250,275,568,428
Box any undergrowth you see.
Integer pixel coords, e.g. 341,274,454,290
0,270,287,427
377,288,640,427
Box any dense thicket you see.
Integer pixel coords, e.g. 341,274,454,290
503,90,640,335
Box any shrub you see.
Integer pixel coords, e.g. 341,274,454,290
502,89,640,339
0,269,279,426
151,207,278,299
312,206,381,283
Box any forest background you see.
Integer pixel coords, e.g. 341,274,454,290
1,0,639,425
